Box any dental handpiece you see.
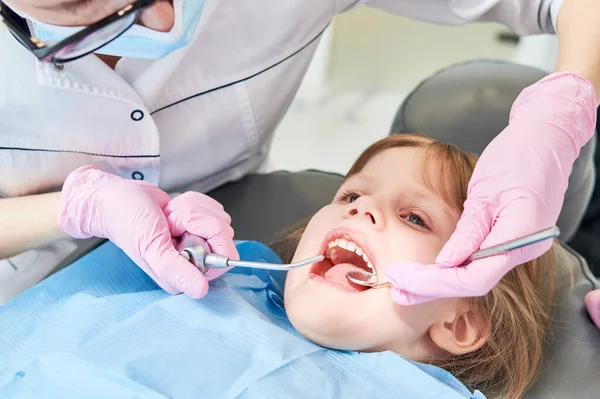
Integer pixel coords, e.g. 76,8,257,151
180,244,324,274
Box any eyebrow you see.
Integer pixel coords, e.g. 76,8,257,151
342,174,375,194
412,189,438,203
32,0,89,9
412,189,458,221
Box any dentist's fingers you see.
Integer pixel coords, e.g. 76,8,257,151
176,231,210,253
167,208,236,255
164,191,228,216
136,181,173,208
164,192,235,257
387,255,512,305
585,289,600,330
144,231,210,299
389,202,553,305
437,196,552,267
175,231,234,280
436,198,492,267
164,192,238,281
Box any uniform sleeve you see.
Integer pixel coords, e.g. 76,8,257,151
350,0,564,35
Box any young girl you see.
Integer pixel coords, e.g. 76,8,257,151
0,134,564,399
273,133,565,398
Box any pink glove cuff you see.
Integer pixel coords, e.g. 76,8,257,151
58,166,123,239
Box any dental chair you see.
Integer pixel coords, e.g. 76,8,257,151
201,60,600,398
32,60,600,397
387,60,600,397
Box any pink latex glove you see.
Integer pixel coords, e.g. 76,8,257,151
165,191,239,281
58,166,235,299
585,290,600,330
386,72,597,306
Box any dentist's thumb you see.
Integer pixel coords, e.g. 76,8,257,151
436,199,492,267
146,232,210,299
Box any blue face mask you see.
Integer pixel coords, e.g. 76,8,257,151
22,0,204,59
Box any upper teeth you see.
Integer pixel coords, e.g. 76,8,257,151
327,238,374,271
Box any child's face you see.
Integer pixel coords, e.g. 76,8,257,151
284,147,465,359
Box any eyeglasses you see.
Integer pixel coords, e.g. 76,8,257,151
0,0,155,63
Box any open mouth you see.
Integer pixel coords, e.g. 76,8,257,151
309,232,377,293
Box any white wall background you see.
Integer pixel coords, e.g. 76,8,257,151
266,6,558,175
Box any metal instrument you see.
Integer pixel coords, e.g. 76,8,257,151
346,226,560,289
180,244,323,274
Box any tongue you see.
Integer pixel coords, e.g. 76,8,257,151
324,263,368,289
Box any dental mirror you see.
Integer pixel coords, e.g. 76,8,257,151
346,271,392,288
346,226,560,289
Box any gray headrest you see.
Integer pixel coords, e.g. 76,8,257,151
390,60,597,242
201,171,341,243
202,171,599,399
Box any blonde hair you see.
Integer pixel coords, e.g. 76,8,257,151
271,134,566,399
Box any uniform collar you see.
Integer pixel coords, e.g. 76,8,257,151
34,56,146,107
29,4,208,110
33,30,202,110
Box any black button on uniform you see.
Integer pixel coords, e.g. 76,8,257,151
131,110,144,121
132,171,144,180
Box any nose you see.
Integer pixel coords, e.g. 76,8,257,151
346,198,385,229
138,0,175,32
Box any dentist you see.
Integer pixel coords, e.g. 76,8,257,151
0,0,598,304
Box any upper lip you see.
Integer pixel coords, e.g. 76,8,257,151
316,226,379,274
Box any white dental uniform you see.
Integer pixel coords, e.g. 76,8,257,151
0,0,563,302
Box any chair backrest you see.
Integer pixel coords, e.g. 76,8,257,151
203,170,600,399
390,60,597,243
388,60,600,397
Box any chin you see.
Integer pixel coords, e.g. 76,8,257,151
285,298,370,351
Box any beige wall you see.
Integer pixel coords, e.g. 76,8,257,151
327,6,516,92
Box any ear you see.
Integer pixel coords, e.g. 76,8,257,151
428,303,490,356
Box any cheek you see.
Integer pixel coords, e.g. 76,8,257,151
286,207,337,296
379,229,447,273
392,299,452,329
408,240,443,263
292,206,338,262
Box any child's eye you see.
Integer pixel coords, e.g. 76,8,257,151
404,212,427,228
339,190,361,203
347,194,360,203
